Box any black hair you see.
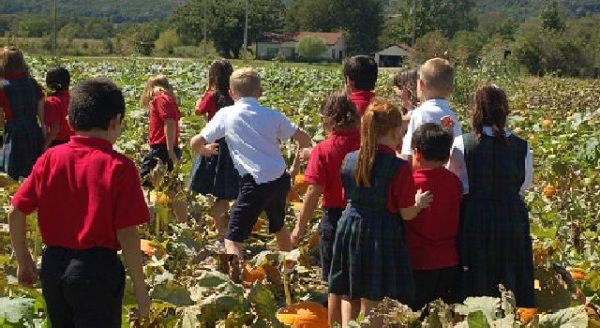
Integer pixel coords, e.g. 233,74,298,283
343,55,378,91
411,123,453,162
320,89,359,131
68,78,125,131
46,67,70,94
209,59,234,110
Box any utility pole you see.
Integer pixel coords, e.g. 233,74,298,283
53,0,57,59
203,0,208,57
411,0,417,46
242,0,249,57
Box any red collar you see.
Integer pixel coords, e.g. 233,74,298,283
349,91,375,101
69,135,114,152
330,127,360,137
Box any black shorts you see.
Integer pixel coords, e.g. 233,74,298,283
40,246,125,328
319,207,344,282
410,266,462,311
226,173,291,243
140,144,182,186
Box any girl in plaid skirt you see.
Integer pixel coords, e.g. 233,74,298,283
328,99,432,327
447,84,535,307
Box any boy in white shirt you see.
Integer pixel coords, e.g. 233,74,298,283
190,68,311,258
400,58,462,161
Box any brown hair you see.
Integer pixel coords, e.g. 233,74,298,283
230,68,261,97
140,75,177,108
393,67,419,111
471,83,509,142
320,89,359,131
355,99,404,187
420,58,454,96
0,46,30,77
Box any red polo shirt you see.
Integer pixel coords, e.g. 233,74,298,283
380,145,417,213
348,91,375,116
196,91,217,121
405,167,462,270
0,72,44,121
304,128,360,208
44,90,73,141
12,136,149,250
149,93,181,146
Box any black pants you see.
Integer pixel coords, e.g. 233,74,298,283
410,266,461,311
140,144,182,183
319,207,343,282
40,247,125,328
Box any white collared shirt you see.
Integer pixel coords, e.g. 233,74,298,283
446,127,533,195
200,97,298,184
400,99,463,157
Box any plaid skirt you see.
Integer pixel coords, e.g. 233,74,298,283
189,138,239,200
0,119,43,180
328,205,415,303
459,193,535,307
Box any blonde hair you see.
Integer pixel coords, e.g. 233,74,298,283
140,75,177,108
420,57,454,96
355,99,404,187
230,68,261,97
0,46,30,77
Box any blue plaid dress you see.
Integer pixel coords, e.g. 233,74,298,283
328,151,415,303
0,77,44,180
459,133,535,307
188,92,239,200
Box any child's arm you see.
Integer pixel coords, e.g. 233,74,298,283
291,184,323,246
190,135,219,156
289,129,312,177
400,189,432,221
37,99,47,138
8,207,37,287
164,118,178,163
117,226,151,319
43,123,60,150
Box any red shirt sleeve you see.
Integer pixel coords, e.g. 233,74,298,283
304,145,326,186
154,94,179,120
113,162,150,229
195,91,217,118
11,154,48,214
389,163,417,211
44,97,60,126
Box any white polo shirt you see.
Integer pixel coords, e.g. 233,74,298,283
200,97,298,184
400,98,462,157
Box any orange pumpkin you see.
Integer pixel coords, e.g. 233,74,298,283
293,174,309,194
569,268,586,281
542,119,553,129
242,264,266,285
140,239,166,258
276,302,328,328
543,184,555,198
517,307,538,324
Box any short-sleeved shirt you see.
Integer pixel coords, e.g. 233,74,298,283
11,135,149,250
196,91,218,120
0,73,45,121
44,90,73,141
148,93,181,146
304,128,360,208
400,99,462,157
378,145,417,213
201,97,298,184
405,167,462,270
348,91,375,116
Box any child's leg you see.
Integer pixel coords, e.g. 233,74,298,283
40,248,74,327
340,296,360,327
361,299,382,328
224,239,245,259
264,173,292,252
211,199,230,240
328,293,342,327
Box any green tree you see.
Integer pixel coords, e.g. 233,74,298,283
477,11,518,41
414,30,449,63
285,0,336,32
541,1,567,31
333,0,383,54
451,30,483,66
155,29,180,55
295,35,327,61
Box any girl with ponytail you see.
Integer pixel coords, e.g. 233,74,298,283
328,99,432,327
447,83,535,307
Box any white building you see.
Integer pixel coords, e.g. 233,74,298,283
374,44,415,67
256,32,346,61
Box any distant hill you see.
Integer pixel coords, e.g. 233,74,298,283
0,0,186,23
475,0,600,19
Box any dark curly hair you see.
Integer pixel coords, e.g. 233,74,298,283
69,78,125,131
471,83,509,142
208,59,234,109
46,66,70,94
319,89,359,131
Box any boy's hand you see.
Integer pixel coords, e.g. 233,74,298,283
17,253,37,287
290,225,304,247
168,150,179,164
200,143,219,156
298,148,312,162
415,189,433,210
135,284,151,320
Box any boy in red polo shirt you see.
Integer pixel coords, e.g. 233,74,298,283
406,123,463,311
8,78,150,327
343,55,377,115
43,67,73,149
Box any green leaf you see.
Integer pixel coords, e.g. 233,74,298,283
248,283,279,322
196,271,230,288
467,311,490,328
455,297,500,323
151,282,193,307
538,305,588,328
0,297,36,326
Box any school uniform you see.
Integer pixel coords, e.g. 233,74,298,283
189,90,239,200
447,127,535,307
44,90,73,147
348,91,375,116
12,135,149,328
140,93,182,181
400,99,462,158
304,128,360,281
0,72,44,180
405,167,463,310
328,145,416,303
200,97,298,242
